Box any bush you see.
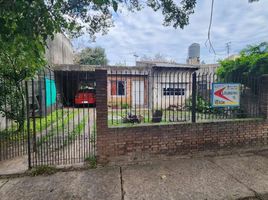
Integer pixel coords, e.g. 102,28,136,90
186,95,224,114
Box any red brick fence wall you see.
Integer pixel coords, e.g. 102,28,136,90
96,70,268,164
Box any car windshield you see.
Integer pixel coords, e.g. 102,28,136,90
78,89,95,93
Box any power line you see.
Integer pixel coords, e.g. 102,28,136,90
205,0,216,55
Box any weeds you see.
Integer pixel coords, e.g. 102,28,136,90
62,117,87,147
37,110,78,146
30,165,57,176
85,155,97,168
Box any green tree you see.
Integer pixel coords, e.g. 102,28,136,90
0,36,46,132
217,42,268,81
76,47,108,65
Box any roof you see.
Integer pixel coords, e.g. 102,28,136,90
53,62,199,72
136,61,199,70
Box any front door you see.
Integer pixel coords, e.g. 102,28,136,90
132,81,144,106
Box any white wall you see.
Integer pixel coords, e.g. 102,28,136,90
151,71,192,109
45,33,74,65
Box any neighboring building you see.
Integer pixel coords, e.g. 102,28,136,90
226,54,240,61
45,33,75,65
29,33,75,117
106,66,150,109
107,61,198,109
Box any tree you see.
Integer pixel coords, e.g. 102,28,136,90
0,36,46,132
76,47,108,65
217,42,268,81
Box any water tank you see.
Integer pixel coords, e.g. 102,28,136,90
188,43,200,59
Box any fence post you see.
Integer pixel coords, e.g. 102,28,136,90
95,69,108,163
260,74,268,119
25,81,32,169
192,72,197,123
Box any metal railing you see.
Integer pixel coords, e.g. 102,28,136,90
108,70,262,126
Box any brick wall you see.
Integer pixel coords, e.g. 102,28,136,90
96,70,268,164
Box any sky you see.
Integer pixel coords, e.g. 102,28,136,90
72,0,268,65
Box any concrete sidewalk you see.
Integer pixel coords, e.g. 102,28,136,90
1,151,268,200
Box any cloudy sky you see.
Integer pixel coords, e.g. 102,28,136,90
72,0,268,65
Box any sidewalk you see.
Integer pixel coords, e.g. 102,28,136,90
0,150,268,200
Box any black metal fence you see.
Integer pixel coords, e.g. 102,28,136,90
0,68,96,168
108,69,262,126
0,79,27,161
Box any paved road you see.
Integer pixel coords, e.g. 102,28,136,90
1,151,268,200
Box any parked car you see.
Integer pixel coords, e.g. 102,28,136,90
74,88,96,107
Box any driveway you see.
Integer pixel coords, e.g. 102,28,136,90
1,150,268,200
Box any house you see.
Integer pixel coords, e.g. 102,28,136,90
107,61,199,110
106,66,150,109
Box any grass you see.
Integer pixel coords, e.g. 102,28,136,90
62,117,88,147
0,109,68,142
36,110,78,146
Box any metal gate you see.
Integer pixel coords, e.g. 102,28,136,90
26,68,96,167
0,67,96,168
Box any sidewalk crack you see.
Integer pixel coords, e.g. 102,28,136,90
207,159,264,200
120,166,125,200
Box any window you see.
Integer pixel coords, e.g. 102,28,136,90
163,88,185,96
111,81,126,96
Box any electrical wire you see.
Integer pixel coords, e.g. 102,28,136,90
205,0,216,55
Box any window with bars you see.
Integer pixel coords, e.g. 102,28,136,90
111,80,126,96
163,88,185,96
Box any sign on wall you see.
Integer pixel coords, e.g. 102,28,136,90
211,83,240,107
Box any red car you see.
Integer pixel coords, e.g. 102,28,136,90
74,88,96,106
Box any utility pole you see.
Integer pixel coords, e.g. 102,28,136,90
226,42,231,58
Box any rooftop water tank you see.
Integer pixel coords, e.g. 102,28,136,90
188,43,200,59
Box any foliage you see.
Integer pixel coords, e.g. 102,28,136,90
63,118,87,147
217,42,268,81
75,47,108,65
0,0,197,43
85,156,97,169
186,95,223,114
37,110,78,146
0,36,47,132
121,103,130,109
30,165,57,176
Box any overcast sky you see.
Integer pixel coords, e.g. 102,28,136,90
72,0,268,65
